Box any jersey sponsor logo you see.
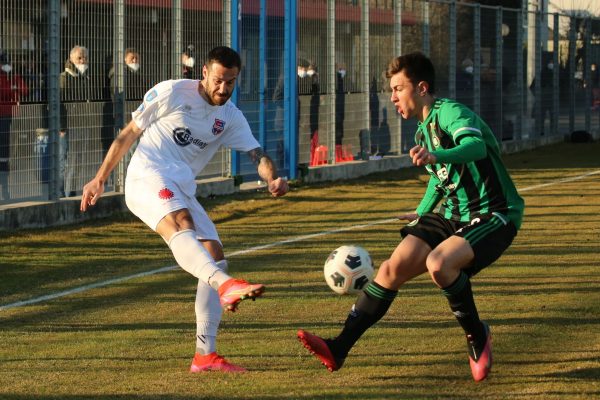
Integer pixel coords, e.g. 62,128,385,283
212,118,225,135
158,187,174,200
172,127,208,149
145,89,158,102
436,166,449,181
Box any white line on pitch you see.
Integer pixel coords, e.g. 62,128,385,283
2,169,599,311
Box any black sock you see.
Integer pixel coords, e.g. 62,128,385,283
330,282,397,359
442,271,485,345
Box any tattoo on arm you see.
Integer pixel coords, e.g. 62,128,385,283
247,147,266,165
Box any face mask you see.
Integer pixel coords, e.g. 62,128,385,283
307,69,315,77
338,69,346,78
547,63,554,70
75,63,88,74
1,64,11,73
465,66,473,74
127,63,140,72
297,69,307,78
184,57,195,68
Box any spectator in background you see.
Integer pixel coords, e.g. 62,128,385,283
335,62,347,146
0,50,28,201
104,48,149,157
590,63,600,110
182,44,198,79
109,47,148,101
296,58,311,166
59,45,92,197
456,58,474,109
307,62,320,162
529,55,554,135
20,54,44,103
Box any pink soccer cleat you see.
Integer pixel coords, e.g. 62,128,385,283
467,323,493,382
189,352,247,373
297,329,344,372
217,278,265,312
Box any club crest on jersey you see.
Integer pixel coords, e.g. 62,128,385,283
158,187,174,200
212,119,225,135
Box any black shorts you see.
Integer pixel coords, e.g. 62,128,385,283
400,212,518,277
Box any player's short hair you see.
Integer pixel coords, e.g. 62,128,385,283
206,46,242,70
386,51,436,94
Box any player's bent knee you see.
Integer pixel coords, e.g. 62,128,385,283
425,252,447,286
375,259,406,289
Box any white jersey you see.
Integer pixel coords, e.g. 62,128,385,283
127,79,259,190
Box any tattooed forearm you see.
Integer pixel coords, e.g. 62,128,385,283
247,147,266,165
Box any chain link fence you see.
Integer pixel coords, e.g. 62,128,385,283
1,0,599,207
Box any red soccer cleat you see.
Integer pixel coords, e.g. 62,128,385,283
189,352,247,373
217,278,265,312
297,329,344,372
467,323,493,382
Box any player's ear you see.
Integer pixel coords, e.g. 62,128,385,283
417,81,429,96
202,65,208,80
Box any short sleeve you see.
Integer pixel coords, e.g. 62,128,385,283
221,108,260,152
131,82,174,131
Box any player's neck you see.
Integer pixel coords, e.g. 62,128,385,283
197,81,212,105
419,95,435,122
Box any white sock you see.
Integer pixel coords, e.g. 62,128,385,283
168,229,231,289
195,259,229,355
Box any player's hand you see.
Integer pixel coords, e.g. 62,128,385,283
409,145,437,166
80,178,105,212
268,177,288,197
397,213,419,222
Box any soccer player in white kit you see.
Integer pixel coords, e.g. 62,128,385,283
80,46,289,372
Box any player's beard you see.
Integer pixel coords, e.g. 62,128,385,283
210,90,230,106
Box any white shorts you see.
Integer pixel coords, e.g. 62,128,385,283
125,175,221,244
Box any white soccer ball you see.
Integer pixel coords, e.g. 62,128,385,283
324,245,374,295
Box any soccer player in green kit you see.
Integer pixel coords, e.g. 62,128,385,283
297,52,524,381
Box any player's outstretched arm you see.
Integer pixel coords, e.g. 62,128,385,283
247,147,289,197
80,120,144,212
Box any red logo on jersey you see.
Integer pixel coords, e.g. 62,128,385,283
158,188,174,200
212,118,225,135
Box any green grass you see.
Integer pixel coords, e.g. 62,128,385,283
1,142,600,399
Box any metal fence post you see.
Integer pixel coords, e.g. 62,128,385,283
585,18,591,133
361,0,370,160
394,0,402,154
449,0,457,100
172,0,182,80
284,0,297,178
422,1,430,57
114,0,126,192
495,6,503,142
327,0,336,162
516,7,524,141
569,17,576,133
229,0,240,177
552,13,559,136
533,8,542,137
258,0,267,150
47,0,61,201
473,4,481,115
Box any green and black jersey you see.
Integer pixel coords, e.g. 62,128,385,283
414,98,524,229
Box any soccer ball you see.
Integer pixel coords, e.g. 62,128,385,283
324,245,374,295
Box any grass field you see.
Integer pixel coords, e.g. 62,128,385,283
1,142,600,399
